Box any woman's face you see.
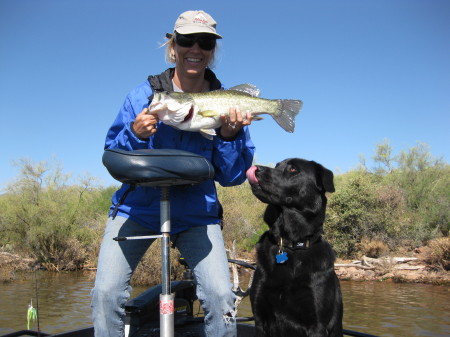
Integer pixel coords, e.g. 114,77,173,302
173,34,215,78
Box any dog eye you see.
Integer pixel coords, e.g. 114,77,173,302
288,166,298,173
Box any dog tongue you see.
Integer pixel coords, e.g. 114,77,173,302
246,166,259,184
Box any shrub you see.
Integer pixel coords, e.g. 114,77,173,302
325,170,380,257
131,241,185,286
359,237,389,258
0,158,106,270
380,142,450,241
2,141,448,272
325,170,414,257
424,237,450,271
217,182,266,251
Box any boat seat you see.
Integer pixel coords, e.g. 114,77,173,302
102,148,215,187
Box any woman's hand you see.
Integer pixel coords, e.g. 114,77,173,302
132,108,159,139
219,106,252,140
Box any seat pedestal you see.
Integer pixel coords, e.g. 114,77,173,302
103,149,215,337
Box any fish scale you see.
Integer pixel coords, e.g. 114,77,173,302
194,91,280,116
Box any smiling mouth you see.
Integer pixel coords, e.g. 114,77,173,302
186,57,202,63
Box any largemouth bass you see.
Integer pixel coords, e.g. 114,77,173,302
149,84,302,138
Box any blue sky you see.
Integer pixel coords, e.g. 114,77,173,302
1,0,449,188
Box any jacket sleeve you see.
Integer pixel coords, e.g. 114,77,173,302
104,83,153,150
212,126,255,187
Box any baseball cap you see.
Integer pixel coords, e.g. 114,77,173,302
172,10,222,38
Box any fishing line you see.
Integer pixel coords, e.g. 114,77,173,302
34,270,41,336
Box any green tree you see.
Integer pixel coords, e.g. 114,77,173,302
378,142,449,241
373,138,395,174
325,140,449,257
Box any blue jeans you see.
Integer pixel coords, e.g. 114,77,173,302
91,216,237,337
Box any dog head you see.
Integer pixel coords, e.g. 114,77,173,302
247,158,334,206
247,158,334,237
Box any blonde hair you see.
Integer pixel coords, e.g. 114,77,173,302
163,34,218,68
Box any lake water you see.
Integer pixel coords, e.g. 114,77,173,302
0,271,449,336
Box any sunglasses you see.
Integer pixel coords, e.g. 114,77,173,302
174,33,217,51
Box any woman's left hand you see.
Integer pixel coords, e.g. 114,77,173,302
219,106,252,139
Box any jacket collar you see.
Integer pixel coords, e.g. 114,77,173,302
148,67,222,95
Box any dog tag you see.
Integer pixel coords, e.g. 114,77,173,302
276,252,288,264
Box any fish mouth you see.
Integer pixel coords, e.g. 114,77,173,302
182,105,194,123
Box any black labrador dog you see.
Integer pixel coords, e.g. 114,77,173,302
246,158,343,337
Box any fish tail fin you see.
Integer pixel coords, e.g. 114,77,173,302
272,99,303,133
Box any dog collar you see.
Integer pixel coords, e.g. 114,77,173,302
281,235,322,251
275,235,321,264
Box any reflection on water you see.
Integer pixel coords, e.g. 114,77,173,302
340,281,450,337
0,272,449,336
0,271,95,334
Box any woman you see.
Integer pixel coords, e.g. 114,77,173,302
91,10,255,337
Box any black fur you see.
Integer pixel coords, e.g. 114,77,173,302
249,158,343,337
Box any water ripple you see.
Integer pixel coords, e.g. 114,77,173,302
0,273,448,336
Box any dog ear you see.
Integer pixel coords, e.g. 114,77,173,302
318,165,335,193
264,204,282,227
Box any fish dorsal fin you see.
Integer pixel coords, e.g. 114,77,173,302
199,110,219,117
228,84,260,97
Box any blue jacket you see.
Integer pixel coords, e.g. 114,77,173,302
105,68,255,233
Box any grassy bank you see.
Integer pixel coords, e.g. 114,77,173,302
0,141,448,285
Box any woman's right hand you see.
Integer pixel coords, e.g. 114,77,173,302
132,108,159,139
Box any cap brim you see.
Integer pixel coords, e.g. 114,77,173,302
173,27,222,39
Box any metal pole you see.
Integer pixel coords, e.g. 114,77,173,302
159,187,174,337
